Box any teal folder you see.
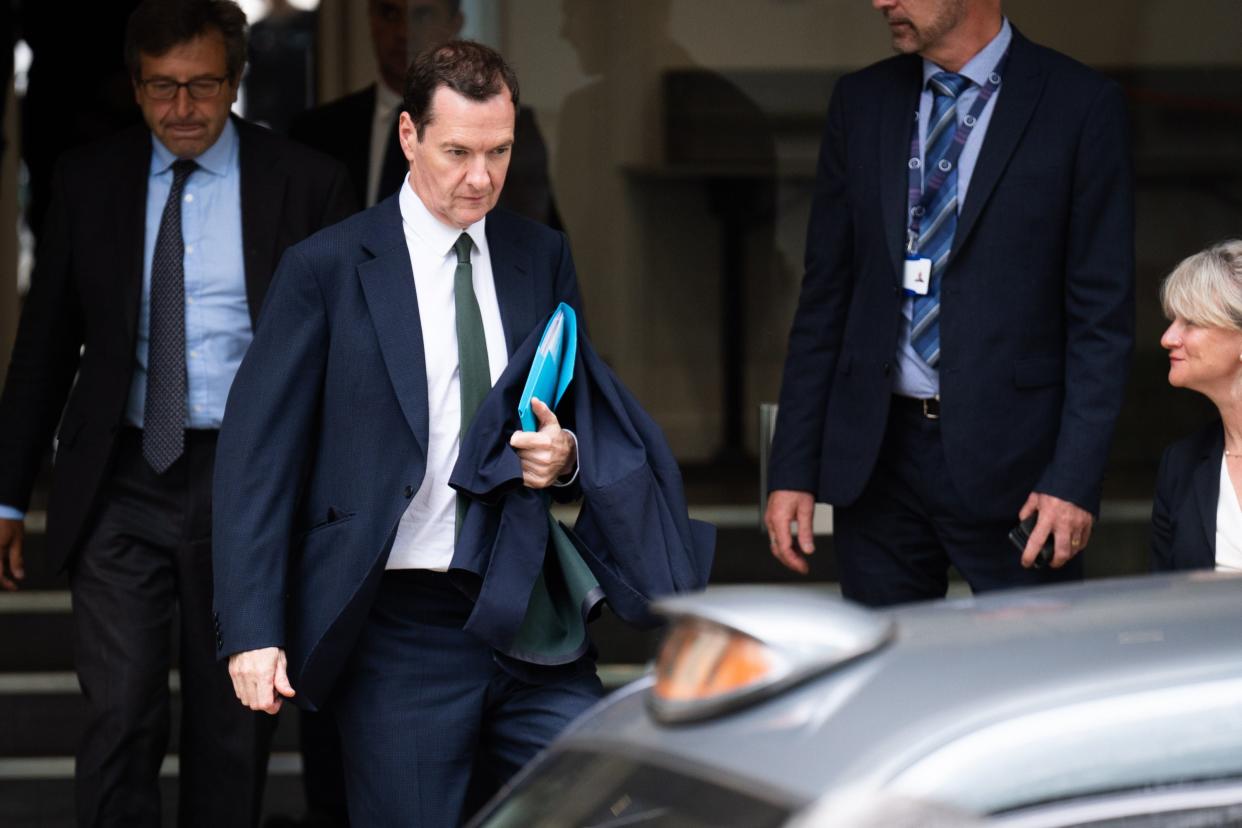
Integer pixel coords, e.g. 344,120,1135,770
517,302,577,431
510,302,602,665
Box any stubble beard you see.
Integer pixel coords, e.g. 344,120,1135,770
887,0,969,56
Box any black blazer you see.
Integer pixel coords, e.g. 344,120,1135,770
768,29,1135,520
1152,420,1223,571
0,117,356,570
211,200,581,708
289,86,375,203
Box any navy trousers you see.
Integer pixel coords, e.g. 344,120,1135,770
331,570,603,826
834,398,1083,608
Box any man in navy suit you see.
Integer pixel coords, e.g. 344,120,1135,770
764,0,1134,605
212,41,600,825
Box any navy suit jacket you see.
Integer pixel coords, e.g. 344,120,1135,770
1152,420,1222,571
211,196,582,709
768,29,1135,520
450,313,715,662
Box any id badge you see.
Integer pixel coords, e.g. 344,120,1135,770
903,257,932,296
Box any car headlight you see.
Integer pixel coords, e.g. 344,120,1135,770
647,587,894,724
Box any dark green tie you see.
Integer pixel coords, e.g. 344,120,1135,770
455,232,490,535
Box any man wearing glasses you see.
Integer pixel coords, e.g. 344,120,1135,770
0,1,353,824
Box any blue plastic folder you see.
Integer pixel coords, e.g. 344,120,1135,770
518,302,577,432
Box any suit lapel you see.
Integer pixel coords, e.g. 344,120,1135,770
1194,424,1225,564
485,214,535,357
118,130,153,349
881,58,923,283
951,31,1043,263
356,196,430,459
237,119,287,326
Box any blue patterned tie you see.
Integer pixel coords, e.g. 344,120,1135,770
143,159,197,474
910,72,969,368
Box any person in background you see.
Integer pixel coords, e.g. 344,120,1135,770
0,1,354,823
1152,241,1242,571
764,0,1134,604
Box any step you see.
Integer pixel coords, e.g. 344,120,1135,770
0,677,299,757
0,663,650,758
0,513,1155,673
0,594,660,673
0,766,306,828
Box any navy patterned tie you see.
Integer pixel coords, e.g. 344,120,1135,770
910,72,970,368
143,159,197,474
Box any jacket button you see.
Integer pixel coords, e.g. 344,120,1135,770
404,485,415,498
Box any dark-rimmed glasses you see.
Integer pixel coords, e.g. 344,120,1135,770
138,76,229,101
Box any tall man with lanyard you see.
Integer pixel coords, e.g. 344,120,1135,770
764,0,1134,604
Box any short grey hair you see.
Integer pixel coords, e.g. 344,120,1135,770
1161,240,1242,331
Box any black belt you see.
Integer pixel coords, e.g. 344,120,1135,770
893,395,940,420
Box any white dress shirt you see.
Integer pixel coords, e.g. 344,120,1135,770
1216,457,1242,572
366,82,404,207
387,177,510,570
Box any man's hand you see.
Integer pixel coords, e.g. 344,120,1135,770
764,490,815,574
228,647,294,715
0,518,25,591
509,398,575,489
1017,491,1093,568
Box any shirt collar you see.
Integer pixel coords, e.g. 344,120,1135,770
149,117,238,178
922,16,1012,89
398,176,488,261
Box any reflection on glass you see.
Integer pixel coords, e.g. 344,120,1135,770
478,749,790,827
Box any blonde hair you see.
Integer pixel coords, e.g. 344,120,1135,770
1161,240,1242,330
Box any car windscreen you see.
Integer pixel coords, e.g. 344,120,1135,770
474,749,793,828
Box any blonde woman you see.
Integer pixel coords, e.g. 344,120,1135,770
1152,241,1242,570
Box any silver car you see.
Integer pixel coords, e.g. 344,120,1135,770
471,573,1242,827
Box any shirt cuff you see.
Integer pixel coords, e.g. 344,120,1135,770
0,505,26,520
553,429,580,488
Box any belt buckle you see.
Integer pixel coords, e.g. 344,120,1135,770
922,397,941,420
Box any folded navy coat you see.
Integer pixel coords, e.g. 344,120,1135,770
449,311,716,664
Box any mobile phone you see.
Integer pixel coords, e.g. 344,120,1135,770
1008,513,1055,569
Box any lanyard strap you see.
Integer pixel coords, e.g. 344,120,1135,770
905,49,1010,253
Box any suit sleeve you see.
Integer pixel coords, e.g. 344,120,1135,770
0,159,84,510
766,81,855,494
212,244,328,656
1150,444,1176,571
1035,79,1135,511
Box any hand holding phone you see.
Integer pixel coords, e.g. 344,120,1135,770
1008,512,1054,569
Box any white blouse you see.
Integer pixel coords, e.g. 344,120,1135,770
1214,456,1242,572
